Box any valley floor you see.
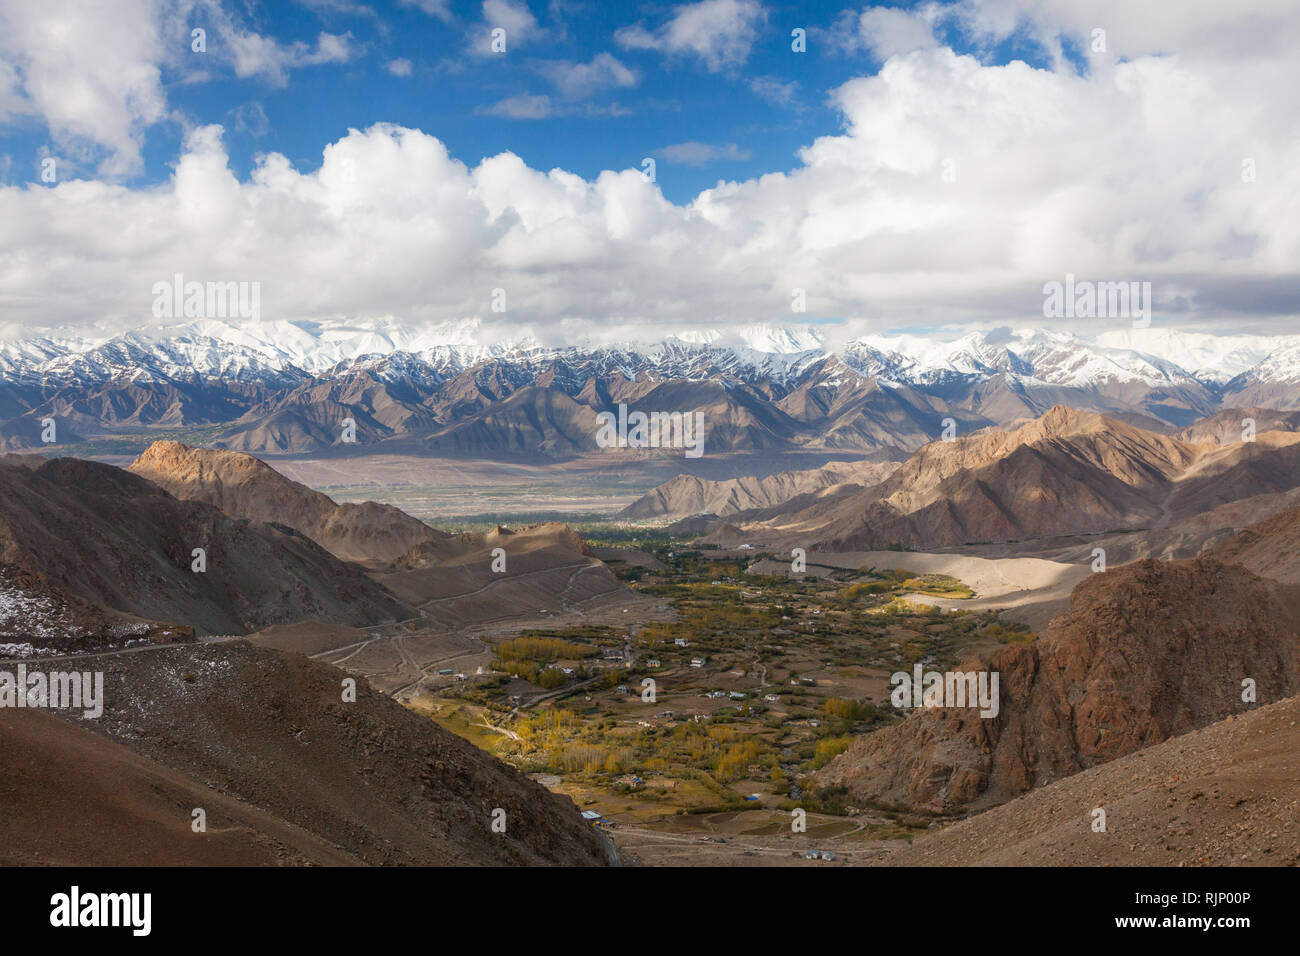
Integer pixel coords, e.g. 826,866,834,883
370,540,1038,864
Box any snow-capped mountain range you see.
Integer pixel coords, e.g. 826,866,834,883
0,319,1296,456
1,319,1295,390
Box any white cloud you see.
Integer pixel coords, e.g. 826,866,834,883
482,52,639,121
0,0,168,177
386,57,414,77
659,142,752,165
0,53,26,124
832,4,941,60
483,0,538,34
0,0,364,177
298,0,377,16
480,93,555,118
470,0,543,56
856,0,1300,71
749,76,798,105
954,0,1300,62
229,100,269,137
176,0,360,86
478,92,631,120
616,0,765,73
537,53,638,99
224,29,356,85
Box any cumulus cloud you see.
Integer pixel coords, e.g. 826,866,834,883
386,57,414,77
0,0,363,177
953,0,1300,62
0,1,1297,342
0,0,168,177
616,0,765,73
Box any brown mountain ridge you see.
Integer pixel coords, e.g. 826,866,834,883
699,406,1300,553
128,440,447,565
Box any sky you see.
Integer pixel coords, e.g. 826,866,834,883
0,0,1297,347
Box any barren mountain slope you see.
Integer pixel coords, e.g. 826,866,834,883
620,458,899,519
1161,433,1300,520
875,695,1300,866
1176,407,1300,444
1016,485,1300,567
0,458,412,636
0,707,358,866
425,386,605,458
380,521,619,620
0,564,191,656
1211,504,1300,585
878,406,1200,507
717,406,1300,553
1,641,610,866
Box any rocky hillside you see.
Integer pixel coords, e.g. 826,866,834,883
0,564,191,656
1210,504,1300,585
815,556,1300,813
128,440,446,564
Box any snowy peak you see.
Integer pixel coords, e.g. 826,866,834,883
667,323,823,354
1095,328,1300,384
0,320,1297,394
847,327,1211,389
735,323,825,354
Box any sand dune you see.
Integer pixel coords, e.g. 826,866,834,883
750,549,1089,630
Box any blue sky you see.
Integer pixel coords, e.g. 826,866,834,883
2,0,1055,203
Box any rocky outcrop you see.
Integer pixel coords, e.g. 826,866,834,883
816,556,1300,812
